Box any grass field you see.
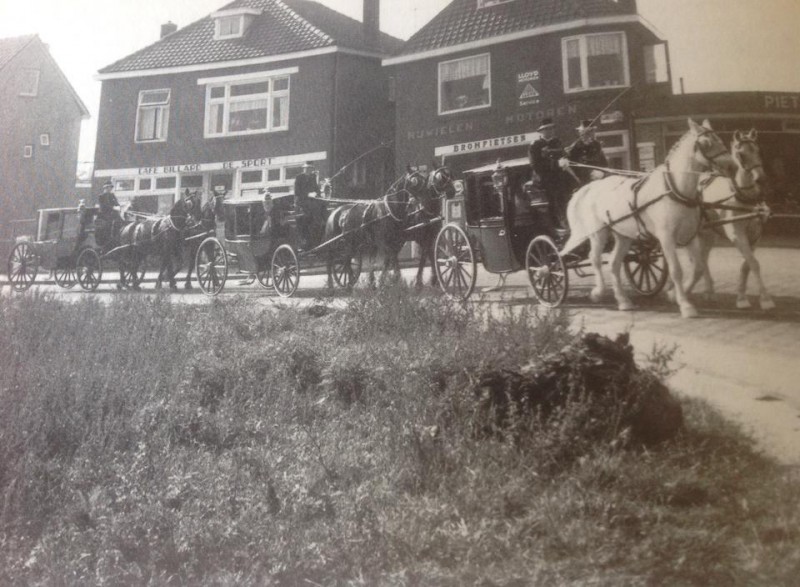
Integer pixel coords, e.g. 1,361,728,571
0,287,798,585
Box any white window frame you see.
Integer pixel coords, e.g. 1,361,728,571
203,74,291,138
135,89,171,143
596,130,630,170
438,53,492,116
216,15,243,39
19,69,40,97
23,145,33,158
40,133,50,146
562,31,630,94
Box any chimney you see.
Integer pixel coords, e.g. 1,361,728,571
363,0,379,48
161,21,178,39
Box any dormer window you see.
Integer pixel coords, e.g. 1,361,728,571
477,0,514,8
212,7,261,40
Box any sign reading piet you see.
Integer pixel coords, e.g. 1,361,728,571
517,70,541,107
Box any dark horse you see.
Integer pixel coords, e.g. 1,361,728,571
118,192,201,290
404,166,456,288
179,189,226,289
323,166,454,288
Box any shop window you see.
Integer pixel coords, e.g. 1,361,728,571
19,69,40,96
439,53,491,115
204,73,290,137
596,130,630,170
115,179,135,192
139,178,152,191
135,89,170,142
563,32,629,93
180,175,204,189
155,176,177,190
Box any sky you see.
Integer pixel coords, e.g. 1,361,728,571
1,0,800,164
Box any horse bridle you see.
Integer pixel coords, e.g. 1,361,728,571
694,128,731,171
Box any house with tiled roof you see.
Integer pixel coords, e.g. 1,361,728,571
0,34,89,245
383,0,671,175
93,0,400,210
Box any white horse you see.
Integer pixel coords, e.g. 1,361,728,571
559,119,737,318
684,129,773,310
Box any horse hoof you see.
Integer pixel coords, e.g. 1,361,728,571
736,298,752,310
760,298,776,311
680,305,699,319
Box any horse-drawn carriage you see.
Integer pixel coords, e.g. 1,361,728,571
6,204,144,292
433,157,668,304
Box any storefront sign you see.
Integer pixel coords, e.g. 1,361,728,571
407,121,477,141
763,94,800,111
505,104,578,125
434,132,538,157
517,70,541,107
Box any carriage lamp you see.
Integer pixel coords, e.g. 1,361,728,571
491,159,508,194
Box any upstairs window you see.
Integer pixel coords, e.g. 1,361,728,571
212,8,260,40
204,74,290,137
439,53,491,115
644,43,669,84
135,89,171,142
19,68,40,96
563,32,629,93
477,0,514,7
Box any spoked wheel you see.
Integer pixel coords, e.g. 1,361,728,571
195,237,228,296
624,238,668,297
120,252,143,290
256,259,272,290
271,244,299,298
53,261,76,289
7,242,38,291
526,235,568,308
434,224,476,300
76,248,103,291
332,252,362,289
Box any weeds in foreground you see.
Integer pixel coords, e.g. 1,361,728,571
0,287,797,585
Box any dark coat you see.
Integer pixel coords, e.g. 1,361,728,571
294,172,319,209
566,139,608,183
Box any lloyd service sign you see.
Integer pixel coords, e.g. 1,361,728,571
517,70,541,107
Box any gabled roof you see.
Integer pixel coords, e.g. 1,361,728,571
395,0,645,57
0,34,90,118
0,34,37,71
98,0,403,76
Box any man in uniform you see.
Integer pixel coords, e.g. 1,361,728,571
562,119,608,184
95,179,124,250
528,118,570,229
293,161,320,248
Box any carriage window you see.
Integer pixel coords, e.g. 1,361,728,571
439,53,491,115
44,212,61,239
204,73,291,137
63,212,81,237
562,32,629,93
135,89,170,142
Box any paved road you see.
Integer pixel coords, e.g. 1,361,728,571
5,245,800,464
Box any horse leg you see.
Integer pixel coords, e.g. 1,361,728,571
682,234,708,300
608,235,634,311
588,230,609,303
731,226,774,310
183,244,194,290
658,233,697,318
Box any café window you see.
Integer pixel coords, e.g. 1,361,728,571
562,32,629,93
204,73,291,137
135,89,171,142
438,53,491,115
19,69,40,96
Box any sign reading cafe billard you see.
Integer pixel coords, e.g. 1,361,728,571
435,132,539,157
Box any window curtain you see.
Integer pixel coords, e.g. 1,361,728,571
440,56,489,82
587,34,621,57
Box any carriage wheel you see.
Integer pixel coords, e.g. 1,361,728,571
434,224,476,300
256,261,272,290
76,248,103,291
526,235,568,308
332,252,362,289
120,252,143,290
195,237,227,296
53,261,76,289
7,242,38,291
271,244,299,298
624,238,668,297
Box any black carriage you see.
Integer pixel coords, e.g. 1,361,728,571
194,193,361,296
6,205,143,292
433,158,668,304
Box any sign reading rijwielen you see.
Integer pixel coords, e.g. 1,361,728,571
434,132,539,158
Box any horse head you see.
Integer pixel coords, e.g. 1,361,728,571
170,190,202,230
688,119,737,178
731,129,767,199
